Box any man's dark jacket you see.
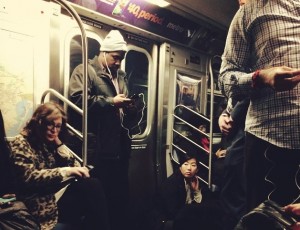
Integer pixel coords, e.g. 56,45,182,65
69,56,132,160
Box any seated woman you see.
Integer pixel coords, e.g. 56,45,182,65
151,151,224,230
9,101,110,230
173,121,226,191
0,109,41,229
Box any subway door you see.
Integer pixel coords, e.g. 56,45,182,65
123,41,159,223
157,43,210,182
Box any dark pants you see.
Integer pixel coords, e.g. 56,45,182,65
244,132,300,211
220,128,246,230
173,201,223,230
57,177,110,230
94,158,130,230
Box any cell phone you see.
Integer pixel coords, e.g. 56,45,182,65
129,94,140,100
0,197,16,204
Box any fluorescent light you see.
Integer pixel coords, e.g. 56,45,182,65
145,0,170,7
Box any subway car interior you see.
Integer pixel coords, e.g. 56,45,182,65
0,0,281,229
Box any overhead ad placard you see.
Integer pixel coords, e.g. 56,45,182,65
68,0,198,43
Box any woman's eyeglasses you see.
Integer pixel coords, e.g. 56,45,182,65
44,121,62,131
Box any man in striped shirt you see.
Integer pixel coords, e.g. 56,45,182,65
219,0,300,211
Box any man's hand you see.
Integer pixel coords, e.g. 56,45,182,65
218,114,233,136
284,203,300,230
113,94,132,107
258,66,300,91
284,203,300,216
215,148,227,158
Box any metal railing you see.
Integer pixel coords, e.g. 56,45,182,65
40,88,84,165
170,56,217,189
171,105,212,186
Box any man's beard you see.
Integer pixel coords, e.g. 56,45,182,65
109,67,118,77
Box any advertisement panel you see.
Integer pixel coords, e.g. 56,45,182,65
68,0,199,43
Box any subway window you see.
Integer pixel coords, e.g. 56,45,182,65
69,35,100,78
124,50,149,136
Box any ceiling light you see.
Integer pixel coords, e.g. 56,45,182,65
145,0,170,8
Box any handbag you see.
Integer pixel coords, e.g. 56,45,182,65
237,200,299,230
0,200,40,230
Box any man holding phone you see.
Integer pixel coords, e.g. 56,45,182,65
69,29,137,230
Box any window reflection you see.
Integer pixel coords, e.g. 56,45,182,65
175,73,202,123
176,74,201,110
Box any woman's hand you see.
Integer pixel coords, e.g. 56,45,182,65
61,167,90,178
54,137,63,146
1,194,16,199
190,176,199,191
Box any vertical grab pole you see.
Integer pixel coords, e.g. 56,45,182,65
52,0,88,166
208,56,215,190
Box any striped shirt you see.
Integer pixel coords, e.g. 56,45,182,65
218,0,300,149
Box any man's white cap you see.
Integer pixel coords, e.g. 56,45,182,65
100,30,127,52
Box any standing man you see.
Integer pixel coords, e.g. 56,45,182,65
219,0,300,212
218,98,249,229
218,1,248,229
69,29,135,230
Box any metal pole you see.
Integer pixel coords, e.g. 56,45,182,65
52,0,88,166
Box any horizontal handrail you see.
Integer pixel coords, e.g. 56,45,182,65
41,89,83,141
41,88,83,116
40,88,84,163
171,104,213,187
172,128,209,154
174,104,210,122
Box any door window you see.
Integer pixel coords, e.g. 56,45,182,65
124,50,149,136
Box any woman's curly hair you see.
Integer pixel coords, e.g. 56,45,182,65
21,101,68,149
